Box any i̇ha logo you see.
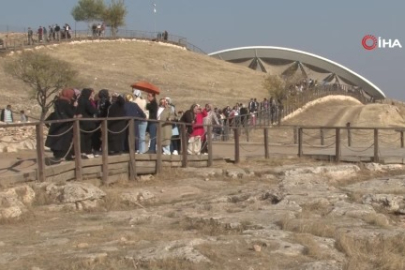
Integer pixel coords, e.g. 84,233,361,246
362,35,402,50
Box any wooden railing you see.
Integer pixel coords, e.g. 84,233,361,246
0,116,214,183
229,124,405,164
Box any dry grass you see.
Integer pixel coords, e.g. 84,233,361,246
277,213,337,239
336,232,405,270
0,40,267,113
178,216,247,236
361,213,390,228
292,233,336,261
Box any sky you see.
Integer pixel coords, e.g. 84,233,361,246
1,0,404,100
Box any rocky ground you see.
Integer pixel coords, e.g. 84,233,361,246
1,158,405,270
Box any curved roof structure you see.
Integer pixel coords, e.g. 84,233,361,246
209,46,385,99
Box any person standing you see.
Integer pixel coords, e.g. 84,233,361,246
157,98,173,155
20,110,28,122
133,89,149,154
76,88,98,158
37,26,43,42
54,24,60,41
145,93,158,154
1,105,13,123
45,89,77,162
27,27,34,45
107,95,127,155
124,94,146,152
42,26,47,42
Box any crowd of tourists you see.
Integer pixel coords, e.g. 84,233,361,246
43,87,282,164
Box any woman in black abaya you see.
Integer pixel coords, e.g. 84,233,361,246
107,95,127,154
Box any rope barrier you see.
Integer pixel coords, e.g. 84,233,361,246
303,140,336,148
378,131,399,136
107,122,130,134
45,125,74,137
341,143,375,153
379,136,401,144
79,125,101,134
239,144,263,152
351,130,373,136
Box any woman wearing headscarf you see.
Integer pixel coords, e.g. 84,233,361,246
180,104,198,154
133,89,149,154
76,88,98,158
189,104,205,155
92,89,111,154
45,88,77,162
157,98,173,155
124,94,146,152
107,95,126,154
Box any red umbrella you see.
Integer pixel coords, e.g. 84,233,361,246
131,81,160,95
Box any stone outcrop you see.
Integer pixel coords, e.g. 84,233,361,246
32,182,106,211
0,185,35,220
0,123,41,152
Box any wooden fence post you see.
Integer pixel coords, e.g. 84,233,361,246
128,119,137,180
264,127,269,159
156,121,162,173
73,119,82,180
293,126,298,144
320,128,324,146
335,128,341,162
346,122,352,147
298,128,303,157
234,128,240,164
36,123,46,182
207,125,213,167
101,119,108,184
181,124,188,168
374,128,379,163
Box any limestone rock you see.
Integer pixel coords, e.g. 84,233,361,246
120,190,156,204
289,260,343,270
225,168,254,179
138,174,154,182
284,164,360,181
328,201,376,218
344,178,405,194
0,185,35,220
32,182,105,211
59,183,106,203
3,145,17,153
181,167,224,177
127,238,210,264
362,194,405,213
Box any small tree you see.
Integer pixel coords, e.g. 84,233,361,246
102,0,127,37
71,0,105,29
263,73,307,103
3,52,80,120
263,75,286,103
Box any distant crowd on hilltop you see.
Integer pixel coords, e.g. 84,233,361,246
27,24,72,45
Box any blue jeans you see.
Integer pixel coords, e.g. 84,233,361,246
138,121,147,153
148,122,157,153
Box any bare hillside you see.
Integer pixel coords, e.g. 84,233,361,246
0,40,267,113
284,96,405,128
